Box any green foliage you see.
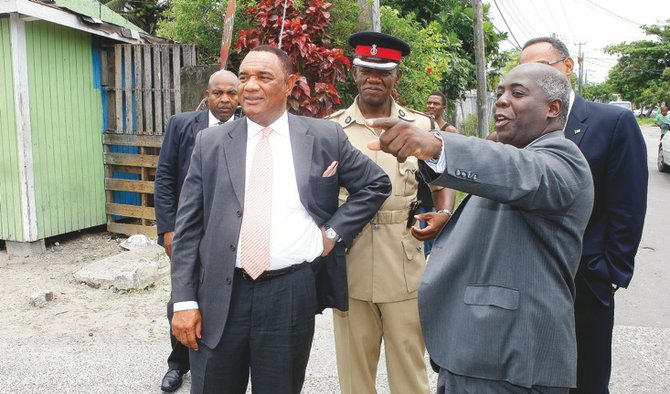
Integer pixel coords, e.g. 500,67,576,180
382,0,507,96
156,0,256,65
605,20,670,107
378,7,454,111
458,114,478,137
102,0,168,34
235,0,350,117
581,82,615,103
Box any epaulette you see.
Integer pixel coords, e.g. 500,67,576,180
406,107,433,120
405,107,436,130
325,109,345,120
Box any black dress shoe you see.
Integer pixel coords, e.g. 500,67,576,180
161,369,184,392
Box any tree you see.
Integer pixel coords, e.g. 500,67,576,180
235,0,351,117
376,7,455,110
581,82,615,103
382,0,507,96
102,0,168,35
157,0,255,65
605,20,670,107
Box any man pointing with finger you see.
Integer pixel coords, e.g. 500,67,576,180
369,63,594,392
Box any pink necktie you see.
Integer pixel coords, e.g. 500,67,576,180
240,127,273,279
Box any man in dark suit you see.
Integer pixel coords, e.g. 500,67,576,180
170,46,391,394
520,37,648,394
155,69,240,392
368,63,594,392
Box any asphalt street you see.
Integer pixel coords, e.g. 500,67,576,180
0,125,667,394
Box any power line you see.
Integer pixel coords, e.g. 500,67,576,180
498,0,534,43
528,0,556,37
558,1,577,42
582,0,641,26
504,0,541,37
492,0,521,49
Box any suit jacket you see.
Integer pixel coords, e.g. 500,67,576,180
419,131,594,388
155,110,210,242
170,113,391,348
565,95,648,304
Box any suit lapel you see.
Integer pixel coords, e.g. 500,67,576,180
193,110,209,134
223,119,248,207
565,95,588,147
288,114,314,209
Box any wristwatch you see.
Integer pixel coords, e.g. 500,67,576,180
325,226,340,242
436,209,453,216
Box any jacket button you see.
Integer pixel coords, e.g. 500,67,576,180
230,244,236,251
226,277,232,285
236,210,242,217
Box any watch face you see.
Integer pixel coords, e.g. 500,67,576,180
326,228,337,240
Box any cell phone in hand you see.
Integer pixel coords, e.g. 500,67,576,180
406,200,422,228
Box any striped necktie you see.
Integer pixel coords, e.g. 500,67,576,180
240,127,273,279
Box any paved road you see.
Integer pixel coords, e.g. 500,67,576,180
0,126,667,393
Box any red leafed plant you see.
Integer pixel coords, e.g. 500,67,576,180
235,0,349,118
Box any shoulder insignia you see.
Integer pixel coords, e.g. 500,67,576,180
325,109,345,120
406,107,433,119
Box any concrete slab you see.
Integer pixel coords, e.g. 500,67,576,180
6,239,46,257
73,244,169,291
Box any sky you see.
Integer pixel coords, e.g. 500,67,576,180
483,0,670,83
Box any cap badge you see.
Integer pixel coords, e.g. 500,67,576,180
370,44,378,56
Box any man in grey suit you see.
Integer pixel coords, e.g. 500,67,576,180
169,46,391,394
367,63,594,392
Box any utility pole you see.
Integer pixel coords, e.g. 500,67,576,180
473,0,488,138
577,42,586,95
358,0,380,32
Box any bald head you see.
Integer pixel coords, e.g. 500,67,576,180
208,69,239,89
493,63,570,148
206,70,240,122
520,37,575,86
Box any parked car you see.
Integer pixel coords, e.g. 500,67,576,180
658,131,670,173
609,100,632,111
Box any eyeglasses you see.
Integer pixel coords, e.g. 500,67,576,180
537,57,566,66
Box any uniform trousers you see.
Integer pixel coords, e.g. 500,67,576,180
189,264,316,394
333,297,429,394
437,368,569,394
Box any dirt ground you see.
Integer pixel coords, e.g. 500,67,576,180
0,227,171,348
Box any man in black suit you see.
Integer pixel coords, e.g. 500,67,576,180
520,37,648,393
170,46,391,394
155,69,240,392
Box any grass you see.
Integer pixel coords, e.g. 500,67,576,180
637,117,656,127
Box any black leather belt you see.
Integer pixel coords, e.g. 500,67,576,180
235,261,310,282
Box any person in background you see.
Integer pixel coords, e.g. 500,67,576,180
154,69,240,392
426,91,458,133
520,36,648,394
655,106,670,137
329,32,456,394
421,91,460,255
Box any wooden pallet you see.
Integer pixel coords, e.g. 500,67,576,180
103,133,163,238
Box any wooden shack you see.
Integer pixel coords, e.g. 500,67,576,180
0,0,153,255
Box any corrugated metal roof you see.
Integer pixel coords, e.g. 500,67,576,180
47,0,144,33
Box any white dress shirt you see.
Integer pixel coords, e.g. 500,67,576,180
208,110,235,127
174,112,323,312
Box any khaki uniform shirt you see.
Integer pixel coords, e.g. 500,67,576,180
328,97,438,303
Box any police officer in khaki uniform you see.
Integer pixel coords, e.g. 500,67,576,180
328,32,456,394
